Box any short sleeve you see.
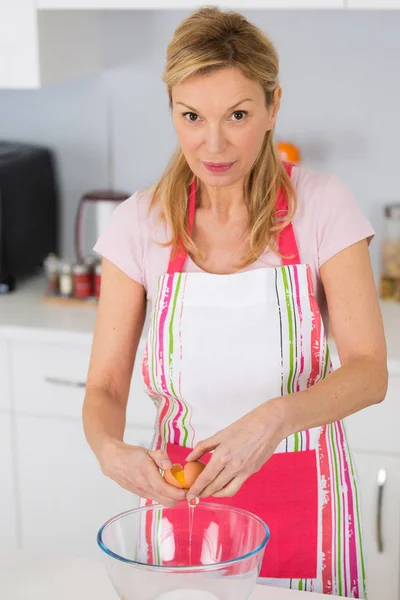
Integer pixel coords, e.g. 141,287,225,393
317,175,375,268
93,191,144,286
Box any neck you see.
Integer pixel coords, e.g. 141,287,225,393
198,180,246,217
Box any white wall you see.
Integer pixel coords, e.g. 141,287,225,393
0,9,399,276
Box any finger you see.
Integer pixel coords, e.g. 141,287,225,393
199,467,239,498
186,436,220,462
137,474,185,507
147,449,172,471
187,454,225,499
212,474,248,498
114,478,178,508
147,466,187,501
147,492,180,508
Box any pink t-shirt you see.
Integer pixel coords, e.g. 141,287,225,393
94,166,374,325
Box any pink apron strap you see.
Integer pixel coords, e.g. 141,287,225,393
276,162,300,266
167,178,197,275
167,163,300,274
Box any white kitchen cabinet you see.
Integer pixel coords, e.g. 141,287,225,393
354,452,400,600
349,0,400,6
0,0,39,88
219,0,344,5
10,337,156,429
0,413,19,550
345,374,400,455
0,2,103,88
0,338,11,410
16,413,153,558
37,0,345,8
11,338,92,419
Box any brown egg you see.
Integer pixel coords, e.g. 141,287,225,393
183,461,206,488
164,461,206,489
164,464,186,489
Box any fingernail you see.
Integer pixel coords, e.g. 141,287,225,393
161,461,172,470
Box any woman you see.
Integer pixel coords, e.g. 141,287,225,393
83,6,387,597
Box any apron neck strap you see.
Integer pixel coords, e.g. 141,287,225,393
167,163,300,274
167,178,197,275
276,162,301,266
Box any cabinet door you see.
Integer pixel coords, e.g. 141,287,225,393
16,414,153,558
0,414,18,550
0,0,39,88
354,452,400,600
12,338,156,429
0,2,103,88
349,0,400,6
218,0,344,5
37,0,344,8
11,339,91,419
345,374,400,455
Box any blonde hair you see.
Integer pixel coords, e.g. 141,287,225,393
151,5,296,266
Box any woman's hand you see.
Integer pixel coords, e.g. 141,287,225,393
185,399,286,499
99,441,187,507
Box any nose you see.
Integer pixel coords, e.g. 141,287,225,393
204,123,227,155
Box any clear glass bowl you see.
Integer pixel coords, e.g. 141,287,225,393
98,501,269,600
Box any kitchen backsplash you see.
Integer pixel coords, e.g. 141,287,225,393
0,9,399,279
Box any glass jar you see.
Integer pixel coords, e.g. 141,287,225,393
43,253,59,295
72,263,92,299
59,261,73,298
380,205,400,300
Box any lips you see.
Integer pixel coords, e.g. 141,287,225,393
203,161,235,173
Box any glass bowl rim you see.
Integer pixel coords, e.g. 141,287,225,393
97,501,270,572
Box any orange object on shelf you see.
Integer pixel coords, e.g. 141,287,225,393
276,141,301,165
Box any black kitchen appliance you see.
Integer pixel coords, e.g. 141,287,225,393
0,141,59,292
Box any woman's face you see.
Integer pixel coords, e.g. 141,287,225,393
171,67,281,188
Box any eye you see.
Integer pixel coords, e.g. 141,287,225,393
231,110,247,122
183,112,200,123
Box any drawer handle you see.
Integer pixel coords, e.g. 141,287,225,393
377,468,387,553
44,376,86,389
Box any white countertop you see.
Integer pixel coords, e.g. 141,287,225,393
1,276,400,372
0,277,98,342
0,551,331,600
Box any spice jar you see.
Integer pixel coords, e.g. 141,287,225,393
380,205,400,300
43,253,59,295
85,255,97,275
94,262,101,298
59,261,73,298
73,263,92,299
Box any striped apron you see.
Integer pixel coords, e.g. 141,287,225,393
141,163,366,597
